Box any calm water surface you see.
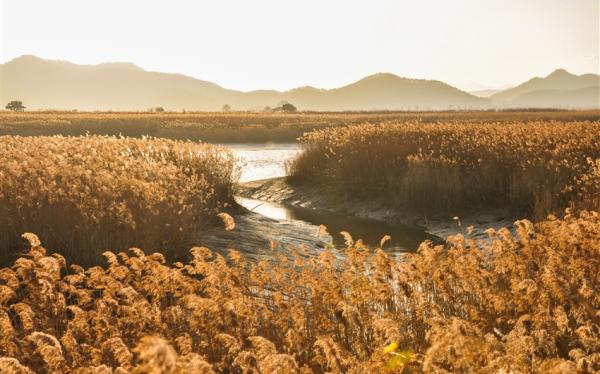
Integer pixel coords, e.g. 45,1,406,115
223,143,301,182
223,143,433,251
236,196,434,251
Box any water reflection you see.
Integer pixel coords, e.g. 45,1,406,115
222,143,301,182
236,196,435,252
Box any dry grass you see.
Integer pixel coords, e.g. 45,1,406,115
0,135,237,266
1,114,599,372
289,121,600,219
0,211,598,373
1,110,598,143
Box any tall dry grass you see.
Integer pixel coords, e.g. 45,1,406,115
0,211,598,373
0,135,237,266
289,121,600,218
1,110,598,143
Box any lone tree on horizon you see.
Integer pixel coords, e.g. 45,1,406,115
281,103,297,112
6,100,25,112
274,100,297,112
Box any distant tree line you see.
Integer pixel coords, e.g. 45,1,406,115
219,101,297,112
4,100,301,113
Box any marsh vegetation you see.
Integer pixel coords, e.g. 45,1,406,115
0,110,599,373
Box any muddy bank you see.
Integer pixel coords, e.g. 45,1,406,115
196,209,331,262
236,177,516,241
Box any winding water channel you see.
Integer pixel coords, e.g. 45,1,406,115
223,143,433,252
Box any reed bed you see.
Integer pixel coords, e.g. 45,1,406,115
1,110,598,143
289,121,600,218
0,135,236,266
0,211,598,373
1,114,599,372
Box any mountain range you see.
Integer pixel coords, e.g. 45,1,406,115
1,55,598,111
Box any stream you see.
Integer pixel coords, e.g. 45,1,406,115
223,143,433,252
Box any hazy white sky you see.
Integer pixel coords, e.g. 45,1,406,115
1,0,598,91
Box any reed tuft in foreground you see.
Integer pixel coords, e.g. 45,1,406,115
1,211,598,373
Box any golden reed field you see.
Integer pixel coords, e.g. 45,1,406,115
1,110,599,142
290,120,600,218
0,111,599,373
0,136,237,267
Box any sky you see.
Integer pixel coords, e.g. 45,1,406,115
1,0,598,92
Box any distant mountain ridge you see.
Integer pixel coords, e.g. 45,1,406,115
1,55,598,110
469,86,513,98
490,68,599,108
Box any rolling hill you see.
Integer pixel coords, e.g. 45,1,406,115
1,55,489,111
1,55,597,110
490,69,599,108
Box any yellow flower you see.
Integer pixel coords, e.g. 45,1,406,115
383,341,399,354
386,350,413,370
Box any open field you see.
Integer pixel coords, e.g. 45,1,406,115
289,120,600,219
1,211,598,373
0,135,236,266
1,110,599,143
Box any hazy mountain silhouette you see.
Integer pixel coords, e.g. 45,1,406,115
1,55,597,110
0,55,238,111
283,73,489,111
1,55,489,111
469,85,514,98
490,69,599,108
470,89,503,98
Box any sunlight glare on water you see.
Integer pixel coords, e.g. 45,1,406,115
222,143,301,182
